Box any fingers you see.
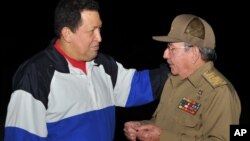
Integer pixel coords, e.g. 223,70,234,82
124,132,137,141
136,124,161,141
124,122,161,141
125,121,141,128
137,124,153,131
124,121,141,141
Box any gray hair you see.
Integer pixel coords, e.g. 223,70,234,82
184,42,217,61
198,47,217,62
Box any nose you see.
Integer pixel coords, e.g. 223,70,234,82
163,48,170,59
95,29,102,42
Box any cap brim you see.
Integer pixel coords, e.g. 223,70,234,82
152,36,182,43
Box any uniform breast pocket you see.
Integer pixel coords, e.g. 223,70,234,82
174,106,202,129
175,115,200,128
171,113,201,136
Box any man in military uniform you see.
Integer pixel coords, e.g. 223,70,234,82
124,14,241,141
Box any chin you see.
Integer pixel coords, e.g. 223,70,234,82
87,53,98,61
171,70,178,75
93,51,98,57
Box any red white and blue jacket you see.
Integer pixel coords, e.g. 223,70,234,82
5,39,168,141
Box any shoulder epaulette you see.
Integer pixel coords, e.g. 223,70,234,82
203,71,227,88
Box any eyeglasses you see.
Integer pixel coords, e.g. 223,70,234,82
167,43,186,54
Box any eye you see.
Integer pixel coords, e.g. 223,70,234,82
89,28,95,32
169,48,175,51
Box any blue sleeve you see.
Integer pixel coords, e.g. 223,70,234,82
125,70,154,107
125,63,169,107
5,127,47,141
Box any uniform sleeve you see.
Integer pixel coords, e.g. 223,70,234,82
159,86,241,141
199,86,241,141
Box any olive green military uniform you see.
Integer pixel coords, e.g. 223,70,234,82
150,62,241,141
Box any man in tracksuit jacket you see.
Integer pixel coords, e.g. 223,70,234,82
4,0,169,140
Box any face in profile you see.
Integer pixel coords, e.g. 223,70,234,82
163,42,193,77
70,10,102,61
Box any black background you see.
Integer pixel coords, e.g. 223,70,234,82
1,0,249,140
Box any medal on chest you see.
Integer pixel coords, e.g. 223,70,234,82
178,97,201,115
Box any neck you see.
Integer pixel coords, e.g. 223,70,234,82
180,59,206,79
56,39,79,61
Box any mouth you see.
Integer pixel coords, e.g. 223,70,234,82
92,45,99,51
167,60,172,65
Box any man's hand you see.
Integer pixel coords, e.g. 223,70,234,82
124,121,142,141
137,124,161,141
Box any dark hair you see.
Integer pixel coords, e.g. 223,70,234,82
54,0,99,37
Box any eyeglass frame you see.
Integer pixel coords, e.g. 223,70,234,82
166,43,189,54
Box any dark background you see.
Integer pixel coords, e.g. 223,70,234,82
1,0,249,140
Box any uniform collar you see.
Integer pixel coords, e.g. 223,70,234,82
170,62,214,88
187,61,214,88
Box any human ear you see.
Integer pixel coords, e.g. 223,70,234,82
61,27,73,42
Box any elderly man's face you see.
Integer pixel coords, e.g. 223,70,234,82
163,42,194,78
